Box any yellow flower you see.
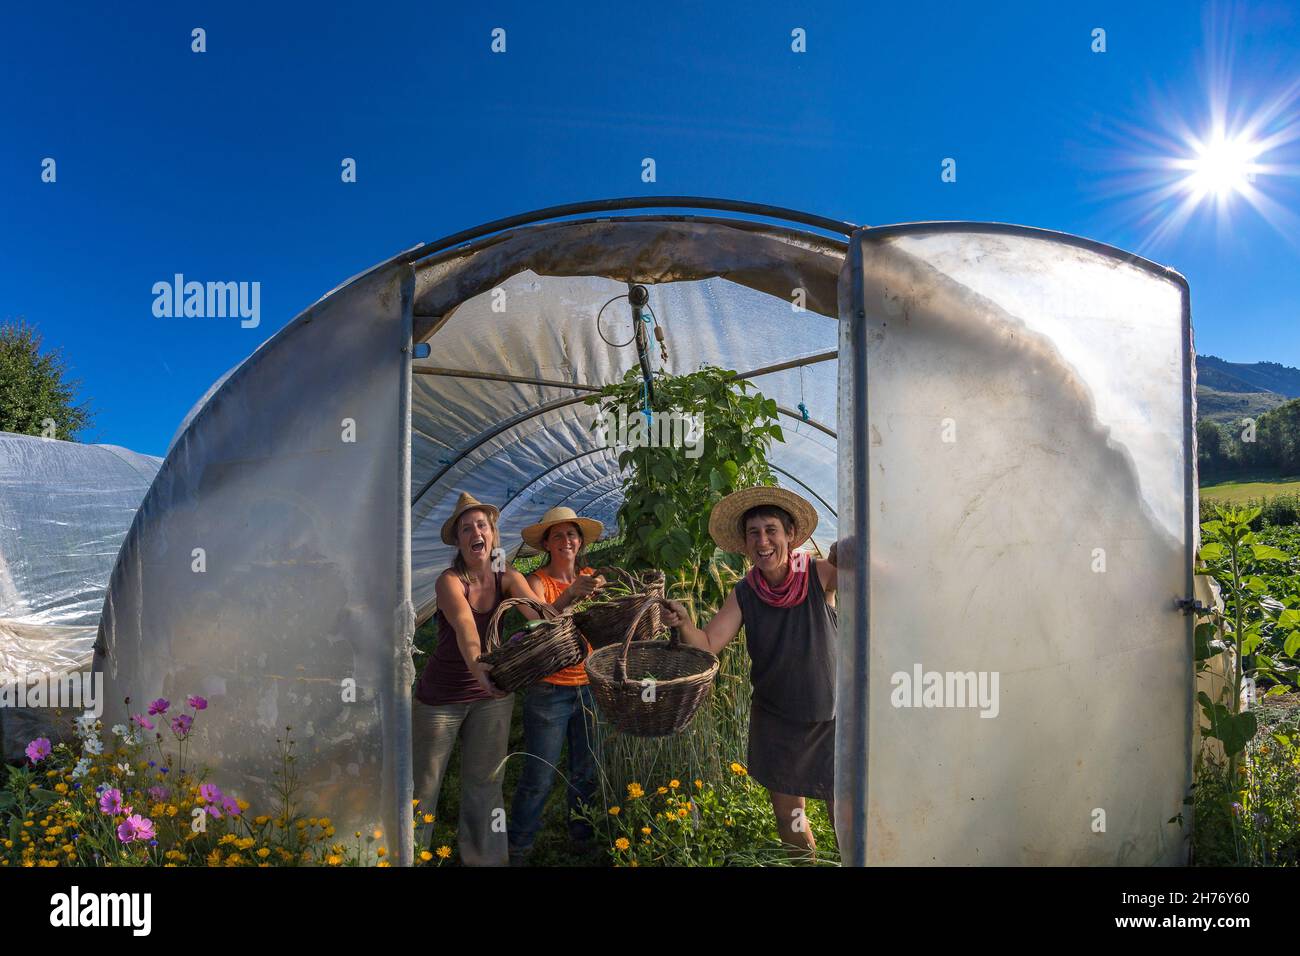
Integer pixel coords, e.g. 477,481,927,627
318,817,331,827
614,837,630,851
422,813,434,824
377,847,387,858
54,783,68,794
378,860,391,867
372,828,383,840
254,815,270,825
626,782,644,799
677,808,689,819
167,805,178,817
420,850,433,862
608,806,621,816
629,859,639,867
257,847,271,859
669,779,680,789
237,799,250,811
436,845,452,859
694,779,703,789
729,762,747,777
327,854,343,866
656,787,667,795
641,827,651,835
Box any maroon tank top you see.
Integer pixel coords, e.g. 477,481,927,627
415,571,502,706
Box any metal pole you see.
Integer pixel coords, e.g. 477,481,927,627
844,232,870,867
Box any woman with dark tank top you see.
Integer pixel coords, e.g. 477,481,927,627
411,492,539,866
664,486,838,857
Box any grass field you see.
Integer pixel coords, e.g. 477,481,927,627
1199,475,1300,503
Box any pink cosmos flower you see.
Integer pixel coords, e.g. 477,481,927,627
99,788,124,814
221,795,241,817
148,785,169,802
116,814,155,843
187,695,208,711
170,713,193,738
147,698,170,716
25,737,52,763
131,713,154,731
199,782,223,804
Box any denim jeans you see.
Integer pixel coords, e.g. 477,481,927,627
508,681,601,854
411,693,514,867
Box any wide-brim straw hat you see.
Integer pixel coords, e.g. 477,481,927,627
441,491,501,546
522,506,604,550
708,486,818,555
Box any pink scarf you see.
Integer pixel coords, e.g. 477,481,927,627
746,551,810,608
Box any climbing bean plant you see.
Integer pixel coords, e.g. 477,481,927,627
586,364,784,612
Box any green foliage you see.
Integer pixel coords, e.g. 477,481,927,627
1195,507,1300,767
585,364,783,611
1192,516,1300,866
0,319,93,440
1199,397,1300,483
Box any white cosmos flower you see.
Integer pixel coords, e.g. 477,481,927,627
83,737,103,755
111,723,129,737
115,762,134,777
74,715,97,738
71,757,91,779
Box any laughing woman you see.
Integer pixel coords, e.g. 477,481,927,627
412,492,539,866
663,486,838,856
507,506,605,865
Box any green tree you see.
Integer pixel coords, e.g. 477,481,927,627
0,319,93,440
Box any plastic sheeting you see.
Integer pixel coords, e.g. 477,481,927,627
835,228,1193,865
0,432,161,758
99,263,414,861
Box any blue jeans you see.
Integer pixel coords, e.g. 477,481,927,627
508,682,601,854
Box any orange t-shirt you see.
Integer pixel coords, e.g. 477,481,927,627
531,567,595,686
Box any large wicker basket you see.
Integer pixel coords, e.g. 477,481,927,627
572,567,666,650
585,596,719,737
478,596,586,694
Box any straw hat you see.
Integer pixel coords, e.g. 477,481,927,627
440,491,500,546
708,486,818,555
522,506,604,550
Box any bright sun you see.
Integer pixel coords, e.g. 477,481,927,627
1180,131,1264,201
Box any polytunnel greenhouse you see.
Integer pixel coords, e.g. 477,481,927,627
0,432,161,759
93,198,1197,866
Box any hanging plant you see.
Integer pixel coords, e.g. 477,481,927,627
585,365,784,611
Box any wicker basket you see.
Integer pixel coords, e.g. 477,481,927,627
478,596,586,694
572,567,666,650
585,596,719,737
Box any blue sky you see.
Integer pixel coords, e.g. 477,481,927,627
3,1,1298,455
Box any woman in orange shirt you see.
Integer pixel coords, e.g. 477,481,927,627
507,506,605,864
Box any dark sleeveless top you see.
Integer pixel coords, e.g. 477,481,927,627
734,560,837,723
415,571,502,706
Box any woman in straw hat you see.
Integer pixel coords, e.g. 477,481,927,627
412,491,540,866
507,506,606,865
663,485,838,855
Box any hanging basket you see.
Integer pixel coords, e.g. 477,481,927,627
585,596,719,737
572,567,666,650
478,596,587,694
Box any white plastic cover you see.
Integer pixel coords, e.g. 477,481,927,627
0,432,160,757
836,228,1192,865
99,263,414,861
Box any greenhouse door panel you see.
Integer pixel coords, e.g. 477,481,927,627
836,228,1194,865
